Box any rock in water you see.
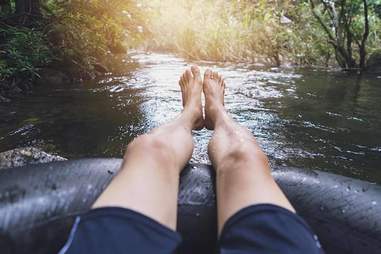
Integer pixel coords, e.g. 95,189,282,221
0,147,66,170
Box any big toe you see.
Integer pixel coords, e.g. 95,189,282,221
191,66,201,83
185,69,193,81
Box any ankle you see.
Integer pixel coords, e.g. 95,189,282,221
206,100,225,116
179,108,203,129
207,97,224,110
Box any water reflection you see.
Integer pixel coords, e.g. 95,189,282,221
0,52,380,183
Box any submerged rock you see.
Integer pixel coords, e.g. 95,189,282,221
0,147,66,170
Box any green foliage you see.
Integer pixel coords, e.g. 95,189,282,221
142,0,330,65
45,0,145,78
1,0,145,84
0,25,52,80
0,0,380,88
285,2,333,66
368,1,381,54
142,0,380,67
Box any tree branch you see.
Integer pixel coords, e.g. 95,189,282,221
361,0,369,48
359,0,369,69
309,0,337,45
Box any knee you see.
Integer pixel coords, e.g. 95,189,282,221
125,134,174,164
221,140,269,168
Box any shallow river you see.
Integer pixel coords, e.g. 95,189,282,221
1,52,381,183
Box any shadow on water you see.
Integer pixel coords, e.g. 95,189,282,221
0,69,148,158
0,52,380,183
275,72,381,181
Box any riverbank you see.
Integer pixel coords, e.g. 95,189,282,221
0,0,145,101
0,147,66,170
0,53,136,102
1,0,381,102
142,0,381,70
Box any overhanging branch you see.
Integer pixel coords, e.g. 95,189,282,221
309,0,337,46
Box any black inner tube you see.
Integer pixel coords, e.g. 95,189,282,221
0,159,380,254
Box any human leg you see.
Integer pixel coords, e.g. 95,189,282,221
203,69,294,233
92,66,204,230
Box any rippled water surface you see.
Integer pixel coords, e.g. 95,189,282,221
1,52,381,182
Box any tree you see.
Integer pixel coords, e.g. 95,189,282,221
309,0,370,71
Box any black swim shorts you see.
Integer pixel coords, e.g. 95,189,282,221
59,204,323,253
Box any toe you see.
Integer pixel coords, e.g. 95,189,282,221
204,69,212,80
185,69,193,81
182,73,188,85
191,66,201,82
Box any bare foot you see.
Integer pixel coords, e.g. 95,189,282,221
179,66,204,130
203,69,226,130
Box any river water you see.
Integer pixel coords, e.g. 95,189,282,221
1,52,381,183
